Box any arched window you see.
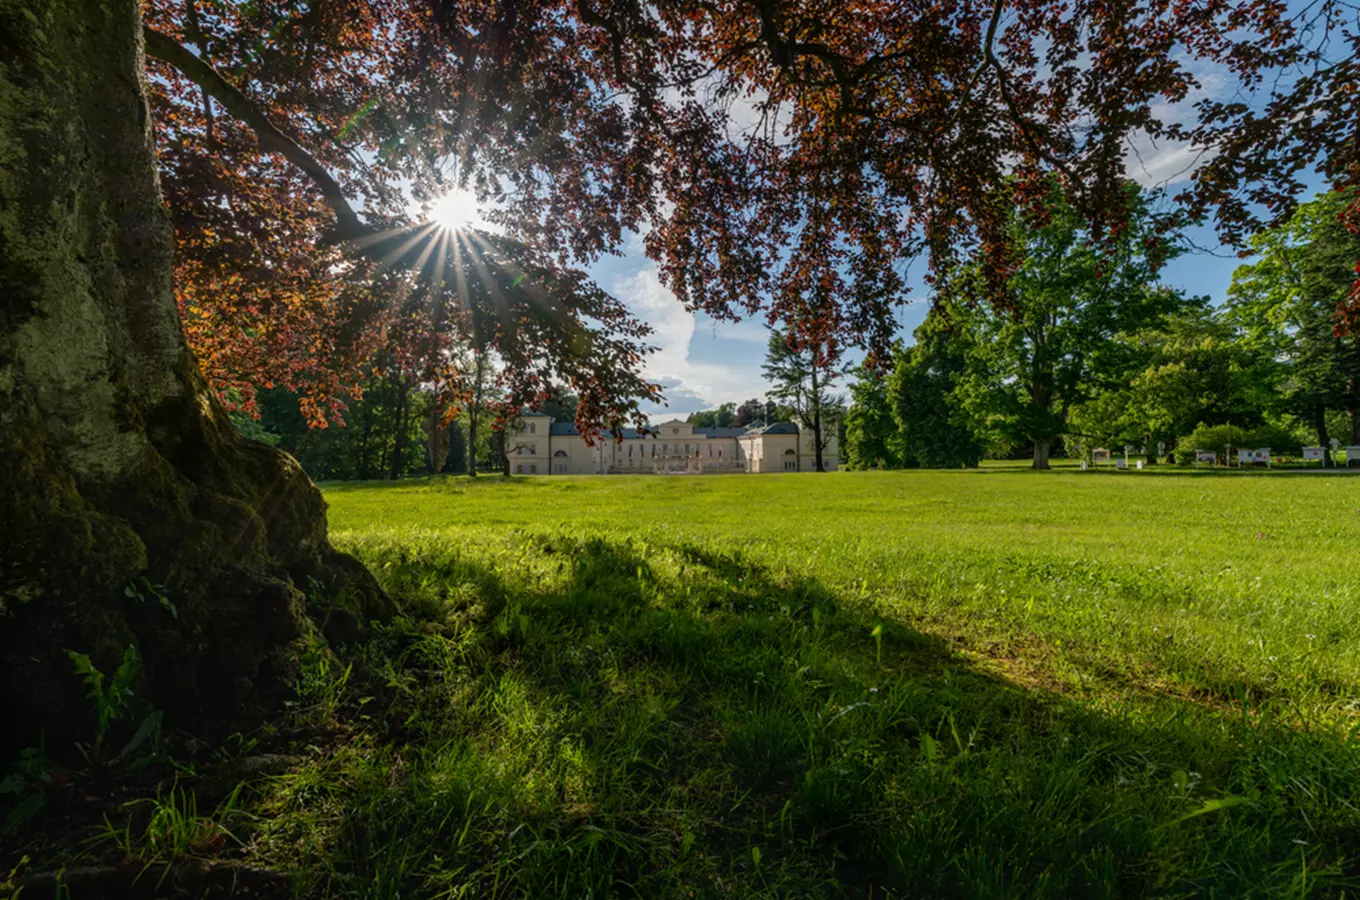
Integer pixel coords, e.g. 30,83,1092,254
783,448,796,456
554,450,568,457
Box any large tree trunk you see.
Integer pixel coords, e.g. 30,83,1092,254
467,408,480,476
426,400,449,475
810,364,824,472
1032,439,1052,470
0,0,389,758
1314,406,1332,467
1348,376,1360,445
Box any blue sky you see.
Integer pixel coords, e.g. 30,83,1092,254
576,44,1336,422
586,219,1254,421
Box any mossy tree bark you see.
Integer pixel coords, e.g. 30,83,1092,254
0,0,389,758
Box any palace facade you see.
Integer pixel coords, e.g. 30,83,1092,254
508,413,840,475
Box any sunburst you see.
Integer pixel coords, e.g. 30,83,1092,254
429,188,480,231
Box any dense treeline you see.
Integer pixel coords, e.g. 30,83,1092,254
237,372,581,481
844,187,1360,469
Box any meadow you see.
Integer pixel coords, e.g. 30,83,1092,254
47,469,1360,897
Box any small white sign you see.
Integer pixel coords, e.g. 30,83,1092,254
1115,458,1128,470
1347,446,1360,462
1196,450,1216,463
1093,448,1111,463
1136,460,1145,470
1303,447,1325,461
1253,448,1271,463
1238,448,1255,463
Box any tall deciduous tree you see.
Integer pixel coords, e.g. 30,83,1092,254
949,183,1185,469
1071,310,1279,462
5,0,1355,748
763,330,843,472
1228,189,1360,447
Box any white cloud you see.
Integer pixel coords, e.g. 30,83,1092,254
1123,58,1232,189
1126,139,1217,189
613,264,695,377
610,263,772,418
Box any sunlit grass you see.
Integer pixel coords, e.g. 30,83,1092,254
229,471,1360,895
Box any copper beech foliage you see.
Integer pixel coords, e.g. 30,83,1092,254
144,0,1359,434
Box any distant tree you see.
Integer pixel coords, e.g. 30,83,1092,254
464,343,499,478
247,380,428,481
949,183,1185,469
887,313,984,468
444,421,468,475
1228,188,1360,449
733,398,766,428
539,389,581,425
687,403,737,428
1071,309,1278,462
763,330,844,471
844,365,902,469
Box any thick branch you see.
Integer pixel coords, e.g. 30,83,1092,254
143,26,368,240
577,0,626,82
747,0,854,108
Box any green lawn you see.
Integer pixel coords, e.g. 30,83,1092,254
259,472,1360,895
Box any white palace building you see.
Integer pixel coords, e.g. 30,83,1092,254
508,412,840,475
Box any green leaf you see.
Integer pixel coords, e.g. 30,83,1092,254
1,793,45,836
115,710,163,763
1174,795,1251,824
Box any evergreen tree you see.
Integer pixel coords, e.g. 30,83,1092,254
762,330,844,471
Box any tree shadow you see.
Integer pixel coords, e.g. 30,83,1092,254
239,533,1360,898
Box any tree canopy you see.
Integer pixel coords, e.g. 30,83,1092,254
944,182,1189,468
143,0,1360,436
1228,188,1360,446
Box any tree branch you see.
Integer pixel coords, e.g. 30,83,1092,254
747,0,854,108
968,0,1081,193
143,26,368,241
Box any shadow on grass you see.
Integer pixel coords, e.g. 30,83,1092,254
254,532,1360,899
